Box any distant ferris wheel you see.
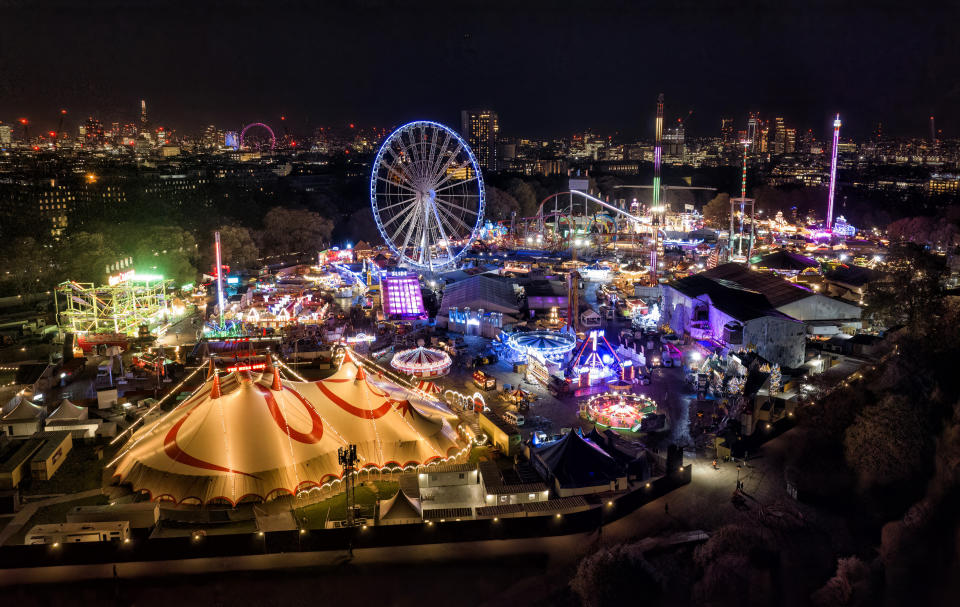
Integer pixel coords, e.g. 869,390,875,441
370,121,485,271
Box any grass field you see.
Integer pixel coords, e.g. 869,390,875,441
295,481,398,528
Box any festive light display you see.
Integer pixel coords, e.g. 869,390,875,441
583,393,658,431
381,275,426,319
571,330,621,384
505,330,577,361
390,346,452,378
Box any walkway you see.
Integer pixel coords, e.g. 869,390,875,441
0,488,104,547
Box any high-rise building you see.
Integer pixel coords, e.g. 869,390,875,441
785,128,796,154
774,117,786,154
0,124,11,147
748,113,760,148
664,120,685,159
759,123,770,153
140,100,148,129
460,109,499,171
721,118,734,143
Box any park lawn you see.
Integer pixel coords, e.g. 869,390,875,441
295,481,398,529
467,445,493,466
9,494,109,545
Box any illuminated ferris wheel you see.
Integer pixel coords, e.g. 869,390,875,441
370,121,485,271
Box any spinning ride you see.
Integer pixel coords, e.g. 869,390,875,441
390,346,452,378
506,330,577,361
584,393,657,431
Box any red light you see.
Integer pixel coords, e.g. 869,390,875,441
19,118,28,125
48,131,56,137
281,115,286,121
349,123,355,129
344,149,350,154
291,141,297,146
60,109,67,115
32,146,39,151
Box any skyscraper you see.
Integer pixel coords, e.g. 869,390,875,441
774,117,786,154
785,128,796,154
140,100,148,129
0,124,11,147
460,109,499,171
748,113,759,149
721,118,734,143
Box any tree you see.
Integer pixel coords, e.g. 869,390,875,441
864,244,946,328
571,543,661,607
692,524,780,606
702,193,730,227
811,556,876,607
0,237,54,296
262,207,334,256
53,232,120,284
506,178,539,217
133,226,199,285
844,393,934,493
485,186,520,220
216,226,259,269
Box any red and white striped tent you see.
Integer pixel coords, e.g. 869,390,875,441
112,359,464,506
390,347,452,378
416,380,443,394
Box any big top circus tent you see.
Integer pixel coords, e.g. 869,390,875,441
111,355,466,506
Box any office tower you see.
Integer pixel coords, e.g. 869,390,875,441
759,123,769,153
774,117,786,154
748,113,759,149
82,117,105,146
0,125,11,147
721,118,734,143
664,120,685,158
460,109,499,171
140,100,148,129
785,128,796,154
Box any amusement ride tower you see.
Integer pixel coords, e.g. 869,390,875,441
826,114,841,230
650,94,664,283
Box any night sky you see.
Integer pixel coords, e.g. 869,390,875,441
1,0,957,140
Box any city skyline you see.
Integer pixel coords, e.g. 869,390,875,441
1,0,957,139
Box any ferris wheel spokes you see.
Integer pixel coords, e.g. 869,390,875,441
370,120,484,271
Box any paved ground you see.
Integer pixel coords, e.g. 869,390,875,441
0,428,854,606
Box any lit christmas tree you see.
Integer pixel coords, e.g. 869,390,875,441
727,375,745,395
769,364,782,393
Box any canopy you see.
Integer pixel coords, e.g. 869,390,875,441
390,347,452,378
47,399,88,421
113,361,464,506
416,380,443,394
1,398,44,422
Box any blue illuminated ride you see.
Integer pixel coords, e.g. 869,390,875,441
370,121,485,272
506,330,577,361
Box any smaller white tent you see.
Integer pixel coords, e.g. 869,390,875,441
1,398,45,436
47,399,89,421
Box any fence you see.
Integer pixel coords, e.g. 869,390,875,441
0,466,692,573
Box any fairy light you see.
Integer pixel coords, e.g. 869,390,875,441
212,372,236,502
109,363,205,447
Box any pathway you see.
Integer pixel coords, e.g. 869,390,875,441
0,488,104,547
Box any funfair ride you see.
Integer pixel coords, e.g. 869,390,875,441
370,121,485,272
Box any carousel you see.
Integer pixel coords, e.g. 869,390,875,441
505,330,577,362
582,393,658,431
390,346,452,378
